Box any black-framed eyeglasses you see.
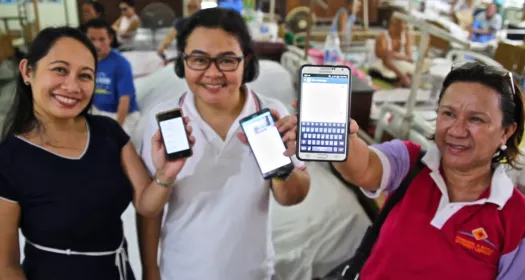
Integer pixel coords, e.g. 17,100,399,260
182,53,244,72
451,61,516,96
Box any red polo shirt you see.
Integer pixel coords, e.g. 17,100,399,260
360,140,525,280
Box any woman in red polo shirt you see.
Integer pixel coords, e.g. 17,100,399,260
334,62,525,279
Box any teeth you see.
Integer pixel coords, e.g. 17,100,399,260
54,95,78,104
450,145,467,150
204,84,222,89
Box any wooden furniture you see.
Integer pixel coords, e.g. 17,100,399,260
76,0,183,26
494,43,525,75
0,33,14,64
285,0,380,25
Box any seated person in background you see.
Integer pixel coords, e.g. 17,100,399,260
470,2,501,43
156,0,201,62
373,17,414,88
80,1,119,49
112,0,141,46
84,19,140,134
336,0,362,43
81,0,104,22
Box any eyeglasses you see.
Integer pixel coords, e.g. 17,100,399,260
119,6,128,11
451,61,516,96
182,54,244,72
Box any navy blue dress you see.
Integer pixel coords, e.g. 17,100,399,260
0,115,136,280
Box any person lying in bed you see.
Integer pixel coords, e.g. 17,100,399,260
137,8,310,280
374,17,414,88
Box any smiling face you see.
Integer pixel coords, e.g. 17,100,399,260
183,27,245,106
20,37,96,121
435,82,516,171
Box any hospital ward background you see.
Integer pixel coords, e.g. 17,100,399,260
0,0,525,279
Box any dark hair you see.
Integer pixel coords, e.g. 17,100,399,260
120,0,135,7
83,18,113,38
1,27,97,140
84,1,105,18
438,63,525,169
174,8,259,84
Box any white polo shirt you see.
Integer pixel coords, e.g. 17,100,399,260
140,87,305,280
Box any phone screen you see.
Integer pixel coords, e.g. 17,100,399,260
159,117,190,154
299,73,350,156
241,111,292,176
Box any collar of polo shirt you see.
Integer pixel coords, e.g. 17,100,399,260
422,144,514,229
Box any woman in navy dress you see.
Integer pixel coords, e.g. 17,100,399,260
0,27,194,280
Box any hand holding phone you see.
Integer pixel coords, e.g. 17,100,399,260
238,108,295,179
237,108,298,157
153,109,195,184
297,65,352,162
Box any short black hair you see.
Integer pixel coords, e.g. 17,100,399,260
174,8,259,84
83,18,113,38
120,0,135,7
84,1,105,18
438,63,525,169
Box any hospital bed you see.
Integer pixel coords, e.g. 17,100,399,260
15,60,367,279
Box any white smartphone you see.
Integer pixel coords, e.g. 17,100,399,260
156,109,192,160
240,108,294,179
297,65,352,162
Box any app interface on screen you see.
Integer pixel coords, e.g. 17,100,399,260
243,112,292,174
159,117,190,154
300,73,349,154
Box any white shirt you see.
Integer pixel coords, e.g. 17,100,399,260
118,14,139,44
140,87,305,280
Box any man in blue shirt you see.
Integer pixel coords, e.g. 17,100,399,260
470,2,501,43
84,18,140,134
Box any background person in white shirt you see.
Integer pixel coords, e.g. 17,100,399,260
112,0,140,46
138,8,310,280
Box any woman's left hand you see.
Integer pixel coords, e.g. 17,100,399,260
151,116,196,185
237,109,297,157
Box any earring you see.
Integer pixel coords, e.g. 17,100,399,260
24,81,30,85
500,144,507,151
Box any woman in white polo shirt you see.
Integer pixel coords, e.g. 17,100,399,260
138,8,310,280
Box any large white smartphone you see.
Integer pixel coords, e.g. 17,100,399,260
240,108,294,179
297,65,352,162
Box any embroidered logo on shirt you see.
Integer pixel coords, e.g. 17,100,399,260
472,228,488,241
455,228,496,257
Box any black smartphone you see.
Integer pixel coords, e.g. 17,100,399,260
297,64,352,162
156,108,192,160
239,108,294,179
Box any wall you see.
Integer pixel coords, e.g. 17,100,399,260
0,0,79,32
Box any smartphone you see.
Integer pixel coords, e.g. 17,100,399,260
239,108,294,179
297,65,352,162
156,109,192,160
